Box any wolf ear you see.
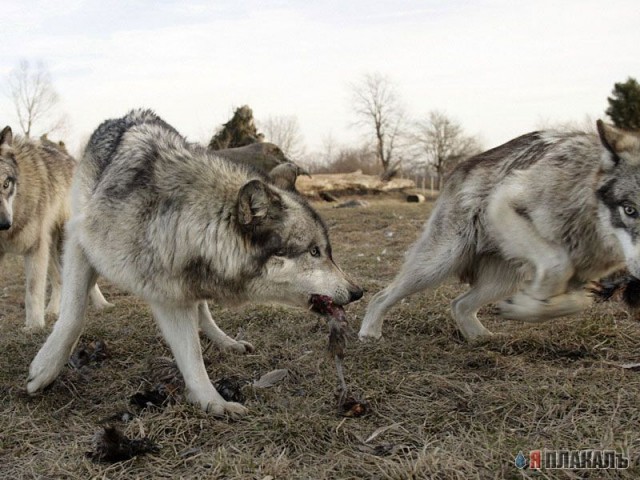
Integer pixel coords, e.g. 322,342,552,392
269,163,304,192
0,126,13,147
237,179,284,228
597,120,640,166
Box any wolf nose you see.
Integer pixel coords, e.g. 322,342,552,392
0,220,11,230
349,287,364,303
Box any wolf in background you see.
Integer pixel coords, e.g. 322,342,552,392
0,127,111,329
359,121,640,341
27,109,362,417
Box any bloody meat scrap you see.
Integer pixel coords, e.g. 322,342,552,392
309,294,368,417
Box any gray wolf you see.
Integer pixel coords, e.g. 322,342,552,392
214,142,309,191
27,109,362,417
359,121,640,342
215,142,292,172
0,127,111,329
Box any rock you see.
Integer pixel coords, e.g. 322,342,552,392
334,199,369,209
319,191,338,202
406,194,426,203
296,171,415,198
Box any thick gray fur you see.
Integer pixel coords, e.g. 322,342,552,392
28,109,361,417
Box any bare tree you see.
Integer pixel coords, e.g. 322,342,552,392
350,72,406,179
313,144,379,175
260,115,306,160
5,60,65,138
412,111,482,189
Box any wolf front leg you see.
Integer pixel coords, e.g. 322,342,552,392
198,302,254,354
27,238,97,393
451,256,522,340
24,231,52,329
150,301,248,418
359,203,464,341
486,180,574,302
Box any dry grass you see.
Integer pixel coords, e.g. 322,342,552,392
1,198,640,479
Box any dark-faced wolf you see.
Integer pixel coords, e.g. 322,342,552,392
28,109,362,417
0,128,110,329
359,121,640,341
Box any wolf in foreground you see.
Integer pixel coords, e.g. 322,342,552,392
27,109,362,417
359,121,640,342
0,127,110,329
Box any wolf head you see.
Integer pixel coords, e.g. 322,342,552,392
0,126,17,231
597,120,640,277
236,168,363,310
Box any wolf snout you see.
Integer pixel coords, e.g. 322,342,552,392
348,285,364,303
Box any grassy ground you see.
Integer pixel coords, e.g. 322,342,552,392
1,198,640,479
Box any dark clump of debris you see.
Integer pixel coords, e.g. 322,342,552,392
337,393,368,418
214,377,245,403
130,357,184,410
69,340,108,369
130,386,173,410
87,425,159,463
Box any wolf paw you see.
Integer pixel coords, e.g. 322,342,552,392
90,286,114,310
499,290,591,322
358,321,383,341
23,315,46,331
188,391,248,418
93,299,115,310
26,352,67,394
223,340,255,354
212,338,255,354
235,340,255,354
498,292,547,321
358,330,383,342
458,323,494,342
212,401,248,419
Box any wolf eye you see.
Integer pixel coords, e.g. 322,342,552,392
2,179,10,189
309,246,321,257
623,205,638,218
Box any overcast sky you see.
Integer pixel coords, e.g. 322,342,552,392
1,0,638,157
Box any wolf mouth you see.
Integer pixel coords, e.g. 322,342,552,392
309,294,346,321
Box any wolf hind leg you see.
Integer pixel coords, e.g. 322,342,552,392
150,301,247,418
45,231,63,317
89,283,114,310
451,257,522,340
24,231,52,329
198,301,254,354
27,238,97,393
45,228,113,314
498,289,592,322
359,214,465,341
